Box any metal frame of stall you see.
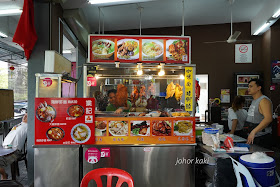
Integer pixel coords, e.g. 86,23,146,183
82,63,197,187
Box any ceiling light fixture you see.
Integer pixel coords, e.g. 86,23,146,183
158,63,165,76
0,31,7,38
137,63,143,75
0,9,22,16
272,8,280,18
62,50,72,54
89,0,128,5
180,74,184,80
253,22,270,35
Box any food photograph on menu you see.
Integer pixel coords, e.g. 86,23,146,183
130,121,150,136
36,101,56,122
142,39,164,61
108,121,129,136
166,39,188,61
152,120,172,136
67,105,84,118
95,121,107,136
71,123,91,143
173,120,193,136
91,39,115,60
117,39,139,60
46,127,65,141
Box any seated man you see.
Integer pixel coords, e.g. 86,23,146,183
106,89,131,114
0,113,28,180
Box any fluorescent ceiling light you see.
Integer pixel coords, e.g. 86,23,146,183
0,31,7,38
272,8,280,18
89,0,129,5
253,22,270,35
63,50,72,54
0,9,22,16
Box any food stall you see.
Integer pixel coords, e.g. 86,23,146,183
33,34,196,187
82,35,196,187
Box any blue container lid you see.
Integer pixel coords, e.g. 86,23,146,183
239,154,276,169
204,128,219,134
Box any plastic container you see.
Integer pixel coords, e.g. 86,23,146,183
204,128,219,134
239,153,276,187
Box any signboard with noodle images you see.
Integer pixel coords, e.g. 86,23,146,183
185,67,193,112
89,35,191,64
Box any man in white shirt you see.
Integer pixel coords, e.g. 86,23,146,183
0,114,28,180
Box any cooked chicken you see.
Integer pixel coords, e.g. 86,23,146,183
116,84,128,108
175,84,183,101
166,82,176,99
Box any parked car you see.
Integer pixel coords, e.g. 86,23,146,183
14,102,28,114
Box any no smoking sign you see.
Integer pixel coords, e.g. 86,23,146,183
239,45,248,53
235,44,252,63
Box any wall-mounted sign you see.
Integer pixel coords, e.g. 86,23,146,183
272,60,280,84
35,98,95,145
185,67,193,111
42,78,52,87
235,44,252,63
89,35,191,64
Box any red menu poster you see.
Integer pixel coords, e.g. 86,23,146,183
35,98,95,145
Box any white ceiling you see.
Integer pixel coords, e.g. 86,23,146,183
0,0,278,62
63,0,268,33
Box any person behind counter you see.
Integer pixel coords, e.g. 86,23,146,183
244,79,273,148
228,96,247,136
106,89,132,114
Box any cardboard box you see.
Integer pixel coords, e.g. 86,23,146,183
0,89,14,121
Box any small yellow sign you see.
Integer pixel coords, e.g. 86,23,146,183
185,67,193,112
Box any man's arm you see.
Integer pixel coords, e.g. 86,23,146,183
247,98,273,144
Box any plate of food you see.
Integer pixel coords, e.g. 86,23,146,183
108,121,128,136
131,121,150,136
173,120,193,136
71,123,91,143
166,39,188,61
117,39,139,60
142,40,163,59
92,39,115,59
46,127,65,141
36,101,56,122
67,105,84,118
95,121,107,131
152,120,172,136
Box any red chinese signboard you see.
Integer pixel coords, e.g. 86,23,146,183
42,78,52,87
35,98,95,145
89,35,191,64
87,77,97,86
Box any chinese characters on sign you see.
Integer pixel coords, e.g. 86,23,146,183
35,98,95,145
185,67,193,112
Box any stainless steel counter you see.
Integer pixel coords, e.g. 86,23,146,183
198,143,274,158
83,145,195,187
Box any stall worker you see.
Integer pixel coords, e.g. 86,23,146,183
244,79,273,148
228,96,247,137
106,89,132,114
0,113,28,180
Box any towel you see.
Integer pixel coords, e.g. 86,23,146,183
13,0,37,60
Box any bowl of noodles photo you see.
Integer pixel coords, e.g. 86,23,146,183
67,105,84,118
92,39,115,59
142,40,163,59
109,121,128,136
36,101,56,122
173,120,193,136
71,124,91,143
46,127,65,141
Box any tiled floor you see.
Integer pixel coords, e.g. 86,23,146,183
4,160,28,187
